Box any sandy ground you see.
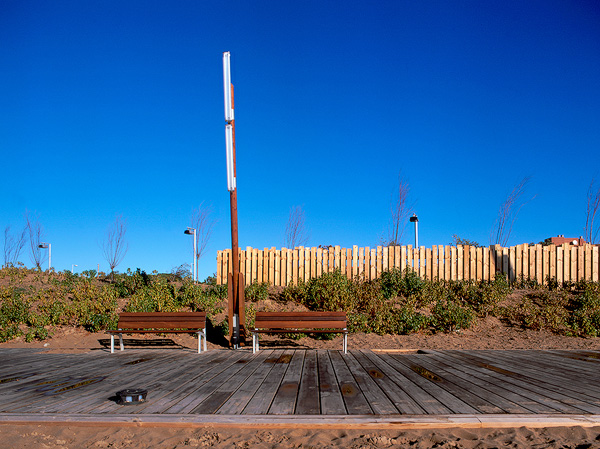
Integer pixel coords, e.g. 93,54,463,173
2,324,600,448
1,424,600,448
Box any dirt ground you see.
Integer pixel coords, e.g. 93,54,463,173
1,313,599,353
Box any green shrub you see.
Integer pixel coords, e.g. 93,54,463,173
389,307,429,334
25,325,49,342
367,303,428,335
178,280,223,319
245,302,257,330
36,296,67,326
112,268,151,297
204,282,228,301
419,280,448,307
245,282,270,303
280,280,308,304
0,323,22,343
570,284,600,336
448,277,511,317
508,291,569,333
68,282,119,331
380,268,404,300
81,269,97,279
303,270,353,311
347,312,370,333
430,299,474,332
126,279,180,312
0,287,30,327
380,268,425,300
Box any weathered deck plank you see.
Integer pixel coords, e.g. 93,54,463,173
295,350,320,414
268,350,305,414
400,353,505,414
462,350,600,406
317,350,346,415
241,350,293,415
436,351,600,413
328,349,371,414
354,350,424,414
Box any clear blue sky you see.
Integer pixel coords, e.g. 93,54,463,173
1,0,599,280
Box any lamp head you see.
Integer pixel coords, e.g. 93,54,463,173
409,214,419,223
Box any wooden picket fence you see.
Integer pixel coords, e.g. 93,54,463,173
216,244,600,287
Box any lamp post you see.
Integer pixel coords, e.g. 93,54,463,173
409,214,419,248
184,227,197,282
71,264,77,274
223,51,245,348
38,243,51,271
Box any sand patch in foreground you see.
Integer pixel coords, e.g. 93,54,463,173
2,424,600,448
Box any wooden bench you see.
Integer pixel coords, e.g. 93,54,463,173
107,312,207,353
252,311,347,354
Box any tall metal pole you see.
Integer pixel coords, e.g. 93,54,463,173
415,221,419,248
193,229,197,283
223,51,245,347
410,214,419,248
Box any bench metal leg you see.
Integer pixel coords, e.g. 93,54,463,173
197,329,207,353
252,332,258,354
343,331,348,354
111,333,124,353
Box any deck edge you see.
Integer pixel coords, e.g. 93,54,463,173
1,414,599,429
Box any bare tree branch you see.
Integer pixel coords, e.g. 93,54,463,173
3,225,26,267
285,206,309,249
386,173,410,246
25,211,45,269
103,215,128,276
585,178,600,244
490,177,533,247
191,202,216,266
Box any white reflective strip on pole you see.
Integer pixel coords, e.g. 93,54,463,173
225,124,236,191
223,52,234,122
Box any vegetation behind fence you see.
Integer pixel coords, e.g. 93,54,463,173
216,244,600,286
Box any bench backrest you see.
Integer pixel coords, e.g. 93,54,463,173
117,312,206,330
254,311,346,330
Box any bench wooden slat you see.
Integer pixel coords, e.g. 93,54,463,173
254,320,347,329
255,312,346,318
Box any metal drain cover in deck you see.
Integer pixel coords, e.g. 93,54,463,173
116,388,148,405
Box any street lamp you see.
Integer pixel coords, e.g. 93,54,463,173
72,264,78,274
409,214,419,248
38,243,51,271
184,227,197,282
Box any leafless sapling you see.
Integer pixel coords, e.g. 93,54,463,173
490,177,532,247
25,211,45,270
585,178,600,244
386,173,410,247
103,215,128,278
3,225,26,267
285,206,309,249
191,202,216,273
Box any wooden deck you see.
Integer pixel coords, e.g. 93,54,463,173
1,348,600,428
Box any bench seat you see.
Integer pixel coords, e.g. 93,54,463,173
252,311,347,354
107,312,207,353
